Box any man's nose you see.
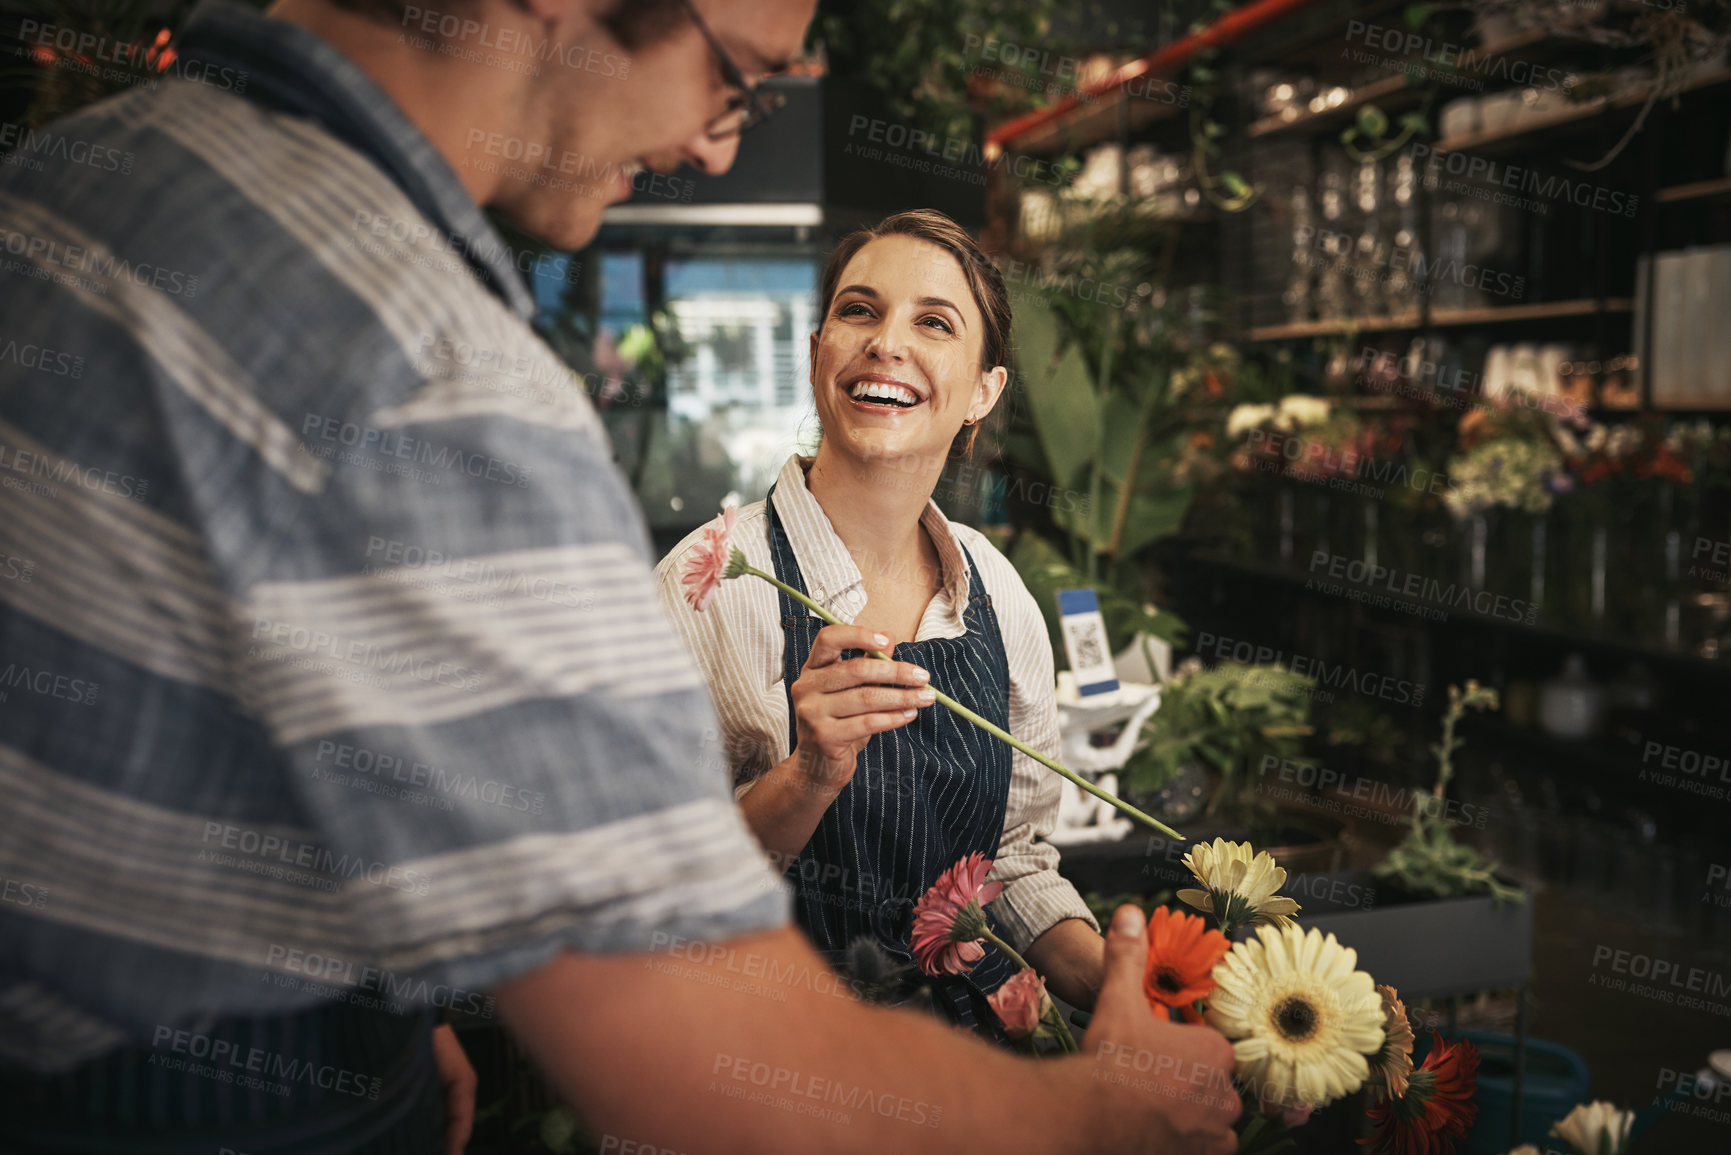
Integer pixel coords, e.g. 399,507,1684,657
681,132,741,176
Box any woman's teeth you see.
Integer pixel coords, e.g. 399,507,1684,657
849,381,920,407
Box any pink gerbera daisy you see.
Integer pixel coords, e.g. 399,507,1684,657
680,503,740,612
909,852,1004,976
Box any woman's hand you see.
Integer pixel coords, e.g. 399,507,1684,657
431,1023,476,1155
739,624,934,866
785,624,934,799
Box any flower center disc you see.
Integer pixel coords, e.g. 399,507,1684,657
1155,968,1183,995
1274,996,1318,1041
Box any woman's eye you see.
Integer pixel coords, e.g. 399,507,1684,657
921,316,953,333
839,302,872,318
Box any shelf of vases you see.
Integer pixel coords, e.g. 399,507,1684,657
1188,480,1728,663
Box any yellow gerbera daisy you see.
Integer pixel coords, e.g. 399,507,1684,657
1176,838,1301,934
1206,923,1385,1109
1550,1101,1633,1155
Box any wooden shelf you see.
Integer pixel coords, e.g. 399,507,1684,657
1432,65,1731,156
1244,23,1577,141
1655,176,1731,205
1248,297,1633,341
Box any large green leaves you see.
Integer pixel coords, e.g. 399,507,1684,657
1015,306,1100,495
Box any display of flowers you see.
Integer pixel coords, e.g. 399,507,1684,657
1442,437,1569,519
1227,393,1333,438
1549,1100,1635,1155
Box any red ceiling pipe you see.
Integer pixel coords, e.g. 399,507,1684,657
986,0,1324,149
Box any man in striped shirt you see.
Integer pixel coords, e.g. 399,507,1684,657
0,0,1240,1151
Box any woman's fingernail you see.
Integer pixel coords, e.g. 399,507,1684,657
872,633,890,648
916,688,936,703
911,667,930,683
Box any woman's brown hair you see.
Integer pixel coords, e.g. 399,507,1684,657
816,209,1012,460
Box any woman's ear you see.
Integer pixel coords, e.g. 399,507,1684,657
968,365,1009,424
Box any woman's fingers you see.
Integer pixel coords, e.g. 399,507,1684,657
804,624,894,669
805,683,935,723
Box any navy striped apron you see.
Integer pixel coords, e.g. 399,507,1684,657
767,487,1017,1034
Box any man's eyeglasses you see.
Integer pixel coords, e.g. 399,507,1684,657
678,0,786,139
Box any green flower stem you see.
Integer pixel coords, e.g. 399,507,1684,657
734,562,1184,841
979,925,1032,973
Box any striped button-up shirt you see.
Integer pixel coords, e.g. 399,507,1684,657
655,456,1098,953
0,0,786,1083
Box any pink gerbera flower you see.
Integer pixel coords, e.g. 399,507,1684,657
909,852,1004,976
987,968,1046,1039
680,503,740,612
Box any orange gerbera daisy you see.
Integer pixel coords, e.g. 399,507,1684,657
1143,906,1231,1023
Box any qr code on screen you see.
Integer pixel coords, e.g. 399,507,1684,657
1067,620,1107,671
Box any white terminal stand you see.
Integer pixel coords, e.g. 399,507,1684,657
1047,633,1172,846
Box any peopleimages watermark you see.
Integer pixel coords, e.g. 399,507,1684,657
0,334,83,379
461,130,693,201
1654,1066,1731,1126
1243,427,1457,501
1257,755,1489,829
349,208,584,289
398,5,629,79
0,552,32,584
1193,631,1426,707
0,121,134,176
262,943,496,1017
1342,20,1576,93
1306,549,1539,625
0,662,99,706
0,440,151,503
961,33,1189,108
1588,946,1731,1016
310,738,549,816
995,254,1138,310
709,1054,944,1128
245,615,484,692
1,224,199,300
1639,740,1730,802
1704,863,1731,908
645,932,860,1004
1692,537,1731,587
150,1024,383,1099
197,821,431,896
1,875,49,910
15,20,248,94
300,412,533,489
1355,347,1586,422
842,114,1066,189
1293,224,1525,301
361,534,596,611
1411,143,1638,219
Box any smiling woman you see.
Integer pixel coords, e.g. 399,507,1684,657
655,209,1109,1041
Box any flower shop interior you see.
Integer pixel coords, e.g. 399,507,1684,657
6,0,1731,1151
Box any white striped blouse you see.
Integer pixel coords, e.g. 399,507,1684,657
655,454,1099,953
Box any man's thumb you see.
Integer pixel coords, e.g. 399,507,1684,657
1095,904,1148,1017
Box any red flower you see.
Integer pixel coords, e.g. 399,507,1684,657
679,503,739,612
988,968,1046,1039
909,852,1004,976
1362,1032,1480,1155
1143,906,1230,1024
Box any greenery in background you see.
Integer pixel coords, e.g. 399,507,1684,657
1082,887,1172,928
1184,35,1257,212
1121,660,1315,824
811,0,1146,146
1377,681,1524,903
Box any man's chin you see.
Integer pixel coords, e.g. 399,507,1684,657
494,198,604,257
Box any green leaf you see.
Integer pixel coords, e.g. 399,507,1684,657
1220,171,1249,198
1404,3,1434,28
1116,488,1193,556
1357,104,1388,138
1098,393,1145,484
1398,111,1430,135
1025,342,1101,492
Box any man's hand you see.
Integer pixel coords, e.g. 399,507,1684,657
1080,906,1242,1154
432,1022,476,1155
